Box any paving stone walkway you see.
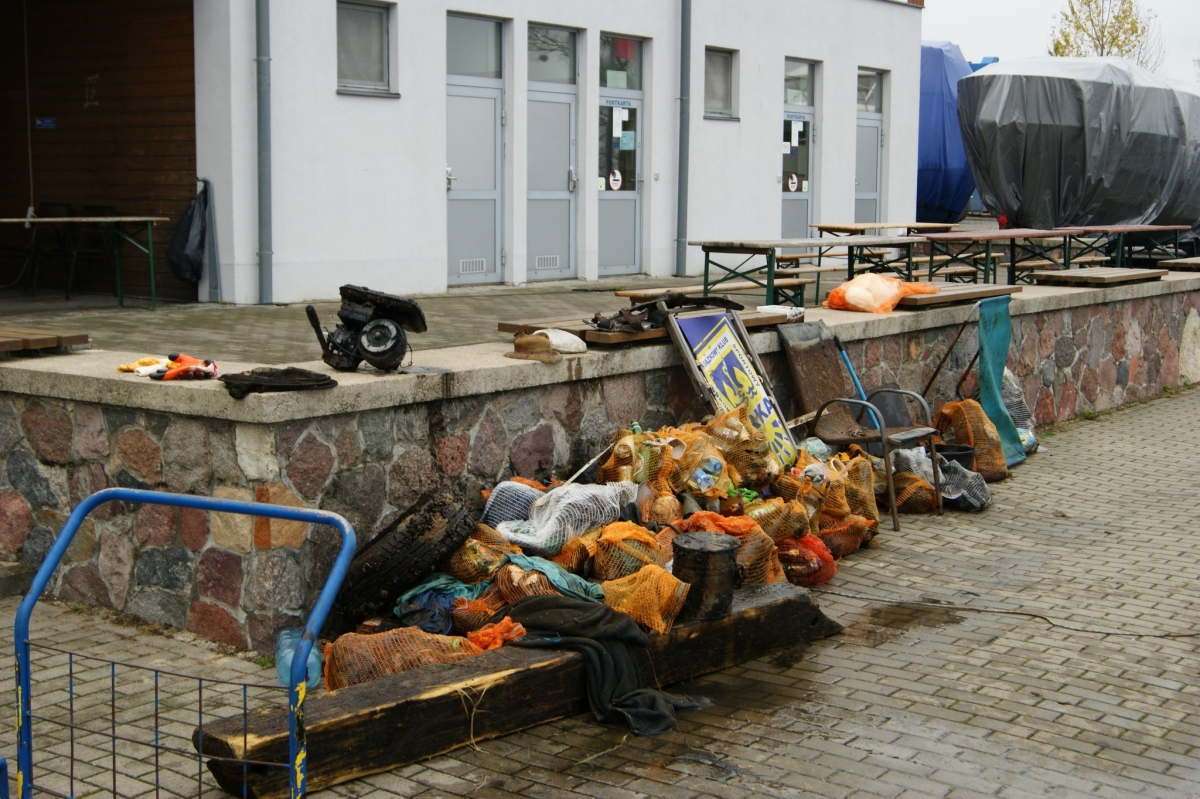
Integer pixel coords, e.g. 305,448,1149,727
2,385,1198,798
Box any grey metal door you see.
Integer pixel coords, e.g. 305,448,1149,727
598,97,641,275
527,90,577,280
781,110,813,241
854,120,882,223
447,84,502,285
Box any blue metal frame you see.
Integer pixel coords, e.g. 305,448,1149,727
12,488,357,799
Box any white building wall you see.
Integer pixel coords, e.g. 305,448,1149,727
194,0,921,304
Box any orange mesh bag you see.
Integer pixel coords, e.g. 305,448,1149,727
703,408,783,488
641,493,683,525
892,472,937,514
933,399,1008,482
822,273,939,314
655,526,678,558
494,564,562,605
451,587,509,634
549,535,592,574
601,564,690,634
593,521,666,581
680,512,785,584
775,534,837,587
771,473,804,502
818,513,872,559
466,617,527,651
745,498,809,542
324,626,482,690
841,456,880,532
597,429,638,483
442,524,523,584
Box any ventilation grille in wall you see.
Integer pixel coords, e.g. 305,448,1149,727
459,258,486,274
535,255,559,271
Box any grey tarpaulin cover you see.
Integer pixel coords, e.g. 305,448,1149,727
958,57,1200,233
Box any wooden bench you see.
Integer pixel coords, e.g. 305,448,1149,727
0,325,89,353
1017,254,1111,269
1030,267,1166,286
1162,257,1200,271
616,277,813,305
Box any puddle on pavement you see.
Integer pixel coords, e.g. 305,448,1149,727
841,604,964,647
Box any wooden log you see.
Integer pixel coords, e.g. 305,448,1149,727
194,583,841,799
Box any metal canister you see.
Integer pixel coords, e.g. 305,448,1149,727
672,532,742,620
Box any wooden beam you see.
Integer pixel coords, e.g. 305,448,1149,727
194,584,841,799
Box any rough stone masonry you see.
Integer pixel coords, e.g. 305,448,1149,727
0,287,1197,650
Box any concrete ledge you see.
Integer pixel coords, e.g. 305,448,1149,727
2,274,1197,423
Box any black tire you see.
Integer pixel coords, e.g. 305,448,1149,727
328,488,475,635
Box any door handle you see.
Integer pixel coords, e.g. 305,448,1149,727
446,167,457,192
568,168,578,193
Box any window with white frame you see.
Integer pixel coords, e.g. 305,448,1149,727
338,1,391,93
704,48,736,118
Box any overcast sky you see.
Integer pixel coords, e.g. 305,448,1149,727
921,0,1200,88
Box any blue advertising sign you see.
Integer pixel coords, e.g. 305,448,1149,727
35,117,56,129
675,312,797,466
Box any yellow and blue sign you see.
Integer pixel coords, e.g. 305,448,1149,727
676,312,797,466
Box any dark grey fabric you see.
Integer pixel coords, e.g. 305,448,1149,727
492,595,709,736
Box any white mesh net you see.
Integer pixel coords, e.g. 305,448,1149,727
890,448,992,512
496,482,640,556
481,481,543,527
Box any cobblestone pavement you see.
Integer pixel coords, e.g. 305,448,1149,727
2,385,1199,798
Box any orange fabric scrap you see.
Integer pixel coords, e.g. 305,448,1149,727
466,616,527,651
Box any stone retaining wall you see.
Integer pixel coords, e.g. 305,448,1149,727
1,287,1197,650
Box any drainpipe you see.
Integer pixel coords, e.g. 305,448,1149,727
256,0,273,304
673,0,691,277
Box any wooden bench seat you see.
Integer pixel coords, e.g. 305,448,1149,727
1162,257,1200,271
615,277,813,302
1016,254,1111,270
776,250,890,263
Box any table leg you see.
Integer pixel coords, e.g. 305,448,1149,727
113,228,124,307
905,244,913,282
1064,236,1072,270
703,251,710,297
1114,234,1123,268
1008,240,1017,286
146,223,157,311
766,250,776,306
846,247,856,282
984,240,993,284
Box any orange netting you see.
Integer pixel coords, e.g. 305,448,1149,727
593,521,666,581
841,455,880,532
441,523,523,584
822,273,940,313
744,498,810,542
601,564,690,634
324,626,482,690
893,472,937,514
466,616,527,651
679,512,786,584
640,492,684,525
702,408,783,488
451,587,509,634
933,399,1008,482
817,513,872,559
494,564,562,605
598,431,681,496
481,476,559,502
775,535,837,587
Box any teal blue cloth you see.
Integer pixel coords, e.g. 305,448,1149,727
977,296,1026,468
503,554,606,603
394,554,604,616
396,573,489,608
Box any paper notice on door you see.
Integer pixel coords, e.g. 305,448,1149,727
782,140,792,154
620,131,636,150
599,177,607,191
607,70,628,89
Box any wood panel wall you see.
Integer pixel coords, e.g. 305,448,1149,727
0,0,198,303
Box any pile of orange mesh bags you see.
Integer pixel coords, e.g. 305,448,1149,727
323,407,891,690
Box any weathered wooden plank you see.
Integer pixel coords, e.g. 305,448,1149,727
194,584,840,799
1029,267,1167,286
1161,257,1200,271
0,326,89,348
896,284,1022,308
497,312,789,346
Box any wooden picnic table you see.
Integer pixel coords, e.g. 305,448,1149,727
1052,224,1192,267
689,236,923,303
814,222,956,236
0,216,171,309
921,228,1088,286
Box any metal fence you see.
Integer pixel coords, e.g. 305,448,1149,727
5,488,357,799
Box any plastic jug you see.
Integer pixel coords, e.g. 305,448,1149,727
274,628,323,689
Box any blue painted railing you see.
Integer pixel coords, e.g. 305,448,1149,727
11,488,357,799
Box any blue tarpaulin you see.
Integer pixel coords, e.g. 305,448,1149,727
917,41,976,223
